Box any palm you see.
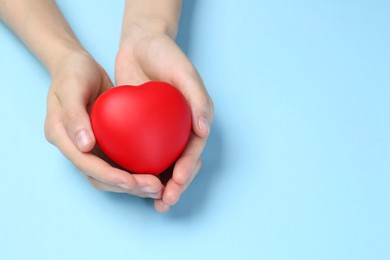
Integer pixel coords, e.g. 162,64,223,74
116,34,190,86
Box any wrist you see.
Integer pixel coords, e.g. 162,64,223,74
121,0,182,42
121,17,178,44
45,39,88,77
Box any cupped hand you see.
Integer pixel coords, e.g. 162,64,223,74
116,28,214,212
44,50,164,199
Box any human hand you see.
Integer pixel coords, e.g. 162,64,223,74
44,50,164,199
1,0,164,204
116,26,214,212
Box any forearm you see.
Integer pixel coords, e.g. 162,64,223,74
0,0,84,75
121,0,182,41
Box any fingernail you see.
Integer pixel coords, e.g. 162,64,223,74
198,117,209,133
76,130,92,150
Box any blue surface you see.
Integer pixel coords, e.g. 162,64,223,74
1,0,389,259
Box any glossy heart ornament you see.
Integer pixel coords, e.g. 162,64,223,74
90,81,192,175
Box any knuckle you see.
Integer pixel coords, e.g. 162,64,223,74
63,107,81,126
94,166,130,188
174,156,196,184
178,156,194,172
164,190,179,206
196,95,214,119
100,171,123,186
204,96,214,115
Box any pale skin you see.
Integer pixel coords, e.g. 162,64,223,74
0,0,214,212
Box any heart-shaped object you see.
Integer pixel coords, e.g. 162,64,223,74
90,81,192,175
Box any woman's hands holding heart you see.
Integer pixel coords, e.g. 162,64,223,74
2,0,213,212
44,30,214,213
41,0,213,213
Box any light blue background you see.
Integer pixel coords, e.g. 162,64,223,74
1,0,389,259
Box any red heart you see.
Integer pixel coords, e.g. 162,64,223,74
90,81,192,175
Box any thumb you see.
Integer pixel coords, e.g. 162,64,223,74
54,75,98,152
62,103,95,153
175,75,214,138
190,98,213,139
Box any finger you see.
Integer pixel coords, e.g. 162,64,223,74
99,66,115,94
115,48,150,86
46,95,163,195
73,150,163,194
54,81,97,152
62,103,95,152
181,159,202,192
161,134,206,206
161,159,202,206
172,134,207,186
87,177,162,199
152,44,214,138
174,71,214,139
154,199,170,213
